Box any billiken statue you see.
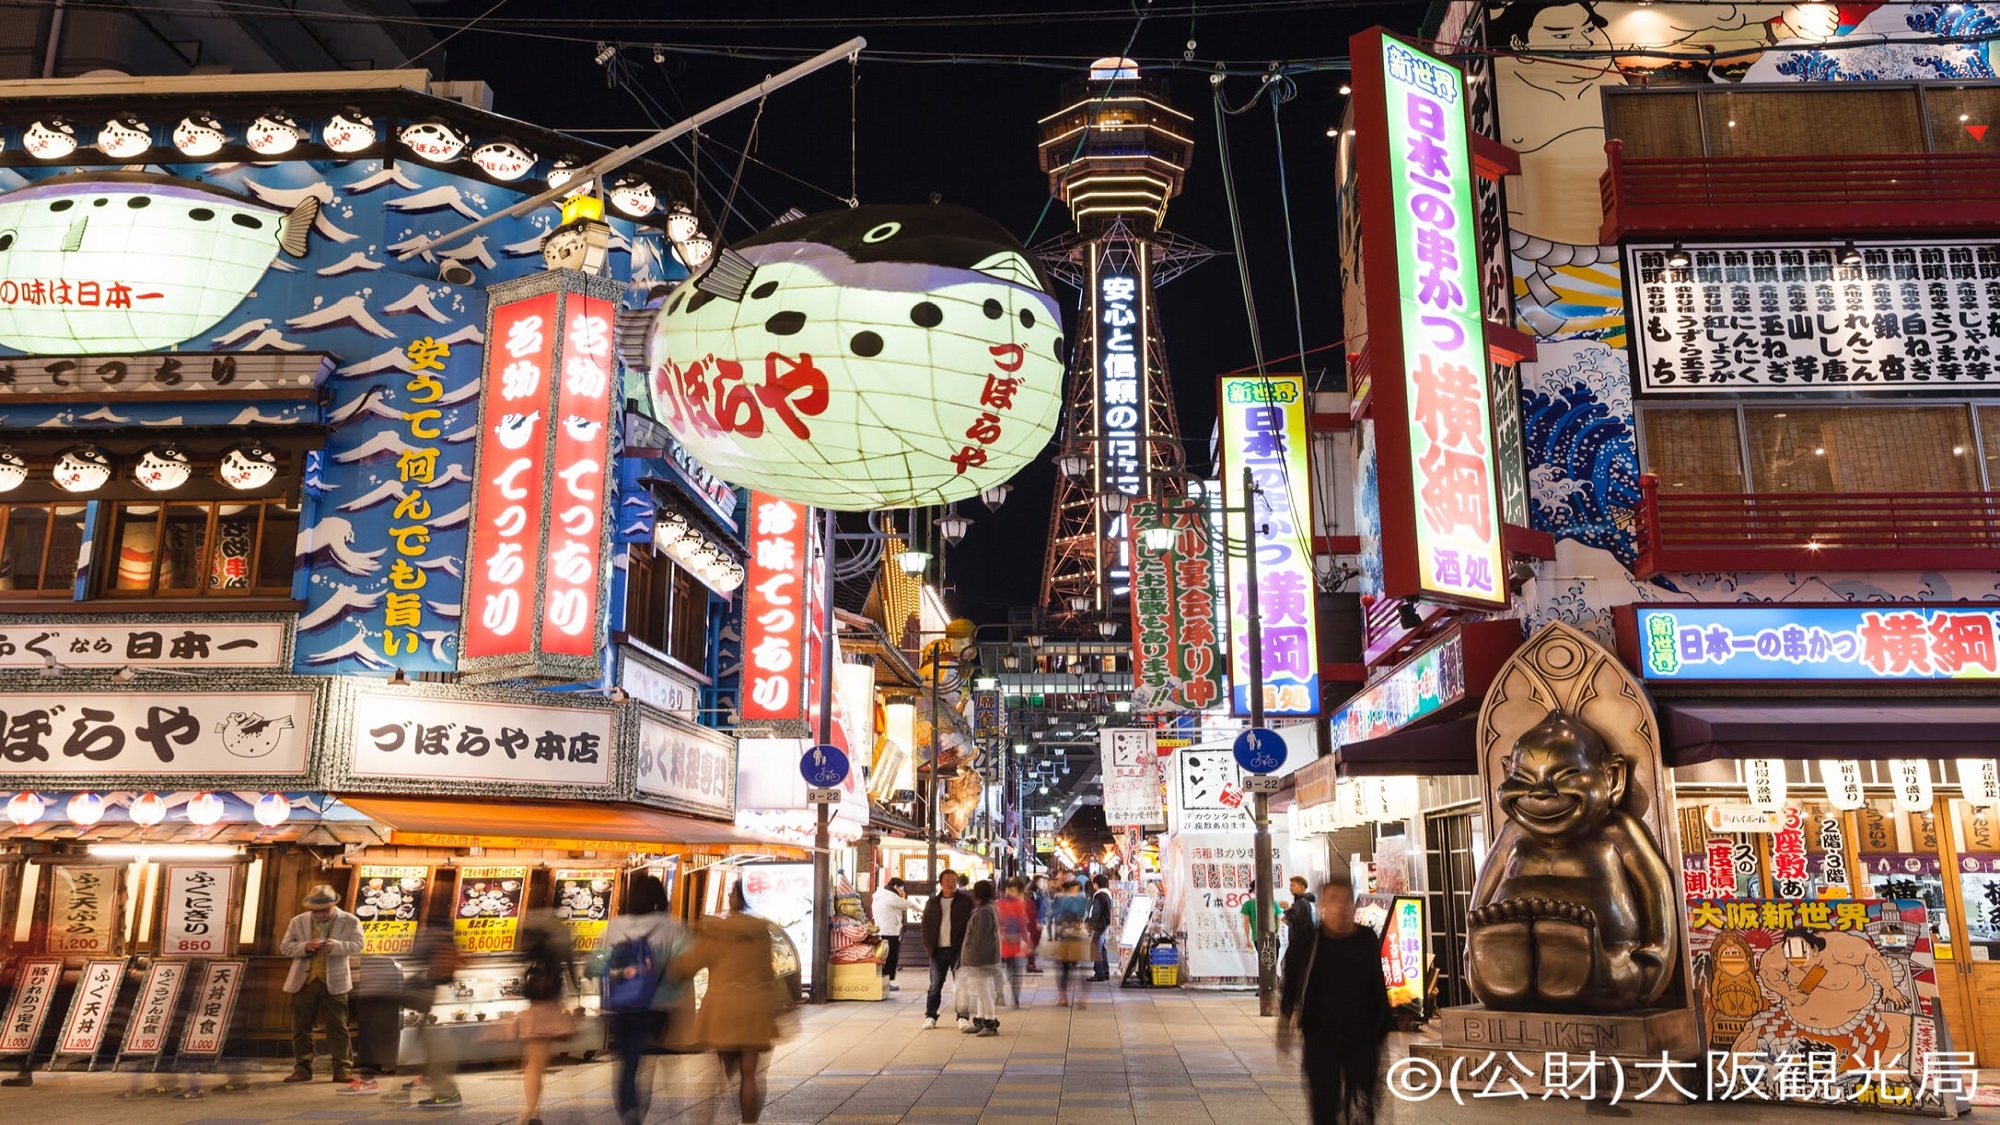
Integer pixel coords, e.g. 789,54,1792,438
1467,709,1678,1013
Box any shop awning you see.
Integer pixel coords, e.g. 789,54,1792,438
1337,716,1480,777
338,797,800,854
1662,701,2000,765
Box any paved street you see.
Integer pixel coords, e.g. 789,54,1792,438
0,973,1963,1124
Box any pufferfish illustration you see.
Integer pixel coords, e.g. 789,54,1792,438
132,446,191,492
562,415,603,442
217,443,280,490
494,410,541,450
214,711,295,759
51,446,112,493
641,203,1065,511
0,447,27,494
0,170,318,353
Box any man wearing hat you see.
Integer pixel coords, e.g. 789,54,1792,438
280,884,365,1083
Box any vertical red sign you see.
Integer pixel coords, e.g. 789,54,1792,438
741,492,810,721
462,291,557,661
543,294,616,657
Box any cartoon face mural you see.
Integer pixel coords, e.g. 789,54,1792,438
645,204,1064,511
0,171,318,353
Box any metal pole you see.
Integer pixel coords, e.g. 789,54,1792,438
927,657,941,891
1246,464,1277,1017
810,505,839,1005
421,36,865,257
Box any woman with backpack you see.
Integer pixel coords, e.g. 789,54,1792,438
672,883,783,1124
589,874,686,1125
515,910,580,1125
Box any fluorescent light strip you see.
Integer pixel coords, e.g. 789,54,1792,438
88,844,243,860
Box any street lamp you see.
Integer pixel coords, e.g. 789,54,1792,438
1096,491,1133,516
1141,525,1176,552
936,510,972,546
896,549,932,576
1096,619,1118,638
980,483,1012,511
1055,450,1092,481
1066,594,1091,614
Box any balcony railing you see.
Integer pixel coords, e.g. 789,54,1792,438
1599,140,2000,242
1634,472,2000,576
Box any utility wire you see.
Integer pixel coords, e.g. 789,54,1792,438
1265,74,1316,391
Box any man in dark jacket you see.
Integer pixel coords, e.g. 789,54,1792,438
1087,874,1115,981
1280,872,1390,1124
920,869,974,1029
1282,875,1316,956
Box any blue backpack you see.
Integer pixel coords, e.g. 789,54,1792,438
601,936,661,1013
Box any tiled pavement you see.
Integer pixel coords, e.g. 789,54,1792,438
0,971,1965,1123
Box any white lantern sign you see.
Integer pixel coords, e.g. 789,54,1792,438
645,205,1064,511
1745,758,1785,813
1890,759,1934,813
1822,758,1866,811
1961,758,2000,805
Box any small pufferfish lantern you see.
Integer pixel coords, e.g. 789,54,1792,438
643,204,1064,511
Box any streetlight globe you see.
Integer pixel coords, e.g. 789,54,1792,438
1141,525,1176,552
936,512,972,545
1096,491,1133,516
1027,634,1045,649
1096,620,1118,638
1067,595,1092,614
980,483,1012,511
1055,451,1092,481
896,549,932,576
974,676,998,691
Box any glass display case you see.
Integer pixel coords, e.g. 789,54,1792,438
396,959,605,1063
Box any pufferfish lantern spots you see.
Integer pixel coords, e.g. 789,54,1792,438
643,204,1063,511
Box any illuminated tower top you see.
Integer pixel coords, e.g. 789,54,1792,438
1036,57,1194,236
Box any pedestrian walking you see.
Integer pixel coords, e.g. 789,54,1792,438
673,884,783,1125
1279,873,1390,1125
1047,878,1090,1007
1025,875,1047,975
344,949,403,1093
997,877,1032,1008
871,877,911,992
279,884,364,1085
959,880,1003,1036
920,868,973,1030
1282,875,1316,963
515,909,581,1125
1087,874,1116,981
404,923,464,1107
591,873,686,1125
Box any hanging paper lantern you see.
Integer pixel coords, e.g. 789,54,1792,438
672,233,714,270
129,792,167,827
322,108,376,154
132,446,192,492
398,120,467,162
0,447,26,494
24,117,78,160
217,442,280,491
245,110,304,156
97,114,152,159
51,446,112,494
546,156,588,197
471,139,537,181
665,201,700,243
66,792,105,828
253,792,292,828
608,175,656,218
644,204,1065,510
186,791,226,827
171,112,227,157
5,792,43,827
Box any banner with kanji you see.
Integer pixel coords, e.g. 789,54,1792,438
1129,496,1227,711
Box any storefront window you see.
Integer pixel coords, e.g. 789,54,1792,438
1857,798,1953,958
0,504,83,595
624,545,710,673
1641,403,1992,494
101,499,294,598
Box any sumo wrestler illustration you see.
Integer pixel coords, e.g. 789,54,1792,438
1468,710,1678,1012
1733,927,1910,1071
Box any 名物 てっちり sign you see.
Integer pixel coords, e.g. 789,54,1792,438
0,351,327,397
0,621,286,669
643,205,1064,511
354,865,430,953
1351,31,1506,609
1128,494,1227,711
741,493,811,721
346,690,615,790
453,865,527,953
1218,374,1319,717
160,865,234,956
459,273,621,683
0,690,314,781
1626,604,2000,681
1172,747,1253,833
1627,240,2000,394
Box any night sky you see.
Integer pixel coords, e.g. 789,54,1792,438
428,1,1403,621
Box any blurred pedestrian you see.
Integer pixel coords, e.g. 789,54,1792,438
959,880,1003,1036
1047,879,1090,1008
344,949,404,1093
997,877,1031,1008
404,923,463,1107
1279,872,1390,1125
1087,874,1116,981
515,910,580,1125
673,884,782,1124
279,884,364,1085
920,868,973,1030
1025,875,1048,974
591,873,686,1125
871,877,911,992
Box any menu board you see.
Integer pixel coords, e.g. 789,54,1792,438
0,958,63,1053
353,865,430,954
47,865,118,955
120,960,188,1056
54,957,127,1056
159,865,234,956
452,865,527,953
553,868,617,954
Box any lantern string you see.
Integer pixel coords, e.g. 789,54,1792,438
717,94,768,237
850,53,861,207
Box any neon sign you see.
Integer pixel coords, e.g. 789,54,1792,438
1330,633,1465,749
1219,373,1319,717
1096,253,1148,597
741,492,810,721
1631,605,2000,681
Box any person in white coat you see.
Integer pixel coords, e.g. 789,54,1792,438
279,884,365,1084
872,877,912,991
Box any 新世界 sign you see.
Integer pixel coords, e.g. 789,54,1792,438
1625,604,2000,681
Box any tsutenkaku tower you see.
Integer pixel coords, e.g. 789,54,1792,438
1035,56,1210,627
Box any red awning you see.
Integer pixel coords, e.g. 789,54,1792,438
1336,715,1480,777
1662,701,2000,765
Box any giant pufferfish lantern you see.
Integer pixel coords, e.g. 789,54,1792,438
643,204,1064,511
